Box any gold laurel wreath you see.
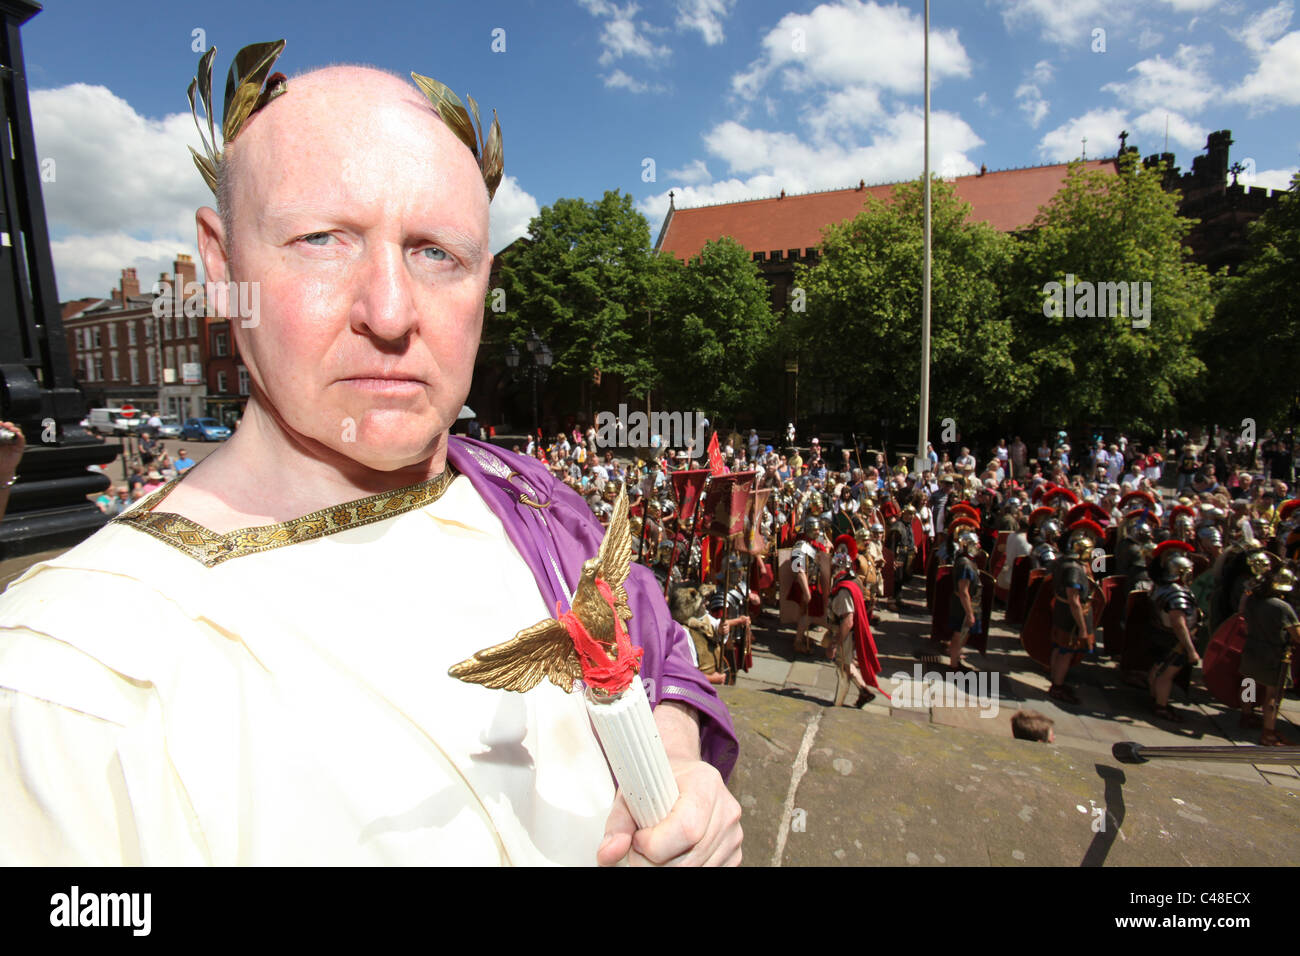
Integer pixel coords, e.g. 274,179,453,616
187,41,504,201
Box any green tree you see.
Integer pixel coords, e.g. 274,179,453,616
1005,154,1215,431
495,190,658,405
1196,171,1300,427
793,176,1021,439
654,238,780,420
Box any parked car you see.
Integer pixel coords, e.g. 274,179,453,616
180,418,232,442
157,415,183,439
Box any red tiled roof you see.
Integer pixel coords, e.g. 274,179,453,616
656,158,1118,260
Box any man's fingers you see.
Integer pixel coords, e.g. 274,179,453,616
597,791,637,866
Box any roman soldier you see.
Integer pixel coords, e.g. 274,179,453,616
947,527,984,671
1274,499,1300,560
887,504,918,604
824,537,889,707
1028,508,1063,574
1238,565,1300,744
787,509,829,654
1166,504,1196,544
1145,540,1202,722
1047,518,1103,704
1115,508,1157,592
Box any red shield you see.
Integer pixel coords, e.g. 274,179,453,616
1099,574,1128,656
1202,615,1250,709
1005,556,1031,626
925,547,940,609
1019,572,1056,669
931,565,954,643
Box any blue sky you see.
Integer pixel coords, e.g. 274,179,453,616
22,0,1300,299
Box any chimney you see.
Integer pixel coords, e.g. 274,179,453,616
173,253,197,290
857,179,864,191
779,188,786,199
119,267,139,301
979,163,987,176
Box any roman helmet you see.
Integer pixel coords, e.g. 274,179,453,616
832,534,857,575
1168,505,1196,541
1152,540,1195,585
602,477,623,503
1119,489,1157,514
1270,566,1296,595
955,529,981,556
1246,549,1274,580
1121,508,1156,543
1065,518,1105,561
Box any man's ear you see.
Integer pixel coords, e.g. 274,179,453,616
196,206,231,286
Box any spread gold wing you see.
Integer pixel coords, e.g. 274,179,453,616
596,487,633,621
448,617,582,693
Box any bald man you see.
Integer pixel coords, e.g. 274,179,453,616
0,45,739,866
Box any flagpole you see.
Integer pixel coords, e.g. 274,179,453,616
916,0,932,469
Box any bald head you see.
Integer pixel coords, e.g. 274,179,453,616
214,65,489,268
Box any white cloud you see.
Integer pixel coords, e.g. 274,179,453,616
1037,107,1129,161
1155,0,1220,9
1132,109,1208,150
602,69,666,93
31,84,210,245
992,0,1128,47
806,85,886,140
1247,166,1298,190
1101,44,1215,113
578,0,671,66
665,159,712,184
49,233,195,303
974,91,989,108
732,0,971,101
1226,23,1300,110
675,0,735,45
1015,60,1054,128
489,175,541,255
1230,1,1293,52
1137,27,1165,49
639,107,984,227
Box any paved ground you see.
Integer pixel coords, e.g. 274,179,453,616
720,576,1300,865
728,576,1300,787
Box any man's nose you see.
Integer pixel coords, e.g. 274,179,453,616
350,242,420,342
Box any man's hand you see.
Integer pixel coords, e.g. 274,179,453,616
0,421,26,482
596,700,742,867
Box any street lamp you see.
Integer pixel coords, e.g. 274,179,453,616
506,331,551,438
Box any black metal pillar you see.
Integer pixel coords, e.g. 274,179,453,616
0,0,116,559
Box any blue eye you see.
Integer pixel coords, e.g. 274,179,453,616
301,233,332,245
422,246,448,261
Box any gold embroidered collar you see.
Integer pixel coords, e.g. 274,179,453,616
111,464,457,568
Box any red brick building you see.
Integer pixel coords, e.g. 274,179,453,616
63,254,248,424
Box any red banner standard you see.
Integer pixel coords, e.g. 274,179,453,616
703,472,756,543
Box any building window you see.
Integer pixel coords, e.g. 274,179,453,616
93,328,102,349
238,366,250,395
217,371,228,393
165,347,175,378
215,332,229,357
93,355,104,381
144,320,153,343
108,324,117,347
127,321,137,346
188,315,198,339
129,352,139,384
187,344,198,366
163,317,172,341
147,350,156,384
109,351,118,381
83,356,92,381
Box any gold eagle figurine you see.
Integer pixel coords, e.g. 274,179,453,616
449,487,635,694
